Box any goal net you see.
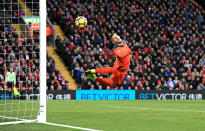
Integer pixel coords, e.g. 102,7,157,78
0,0,46,125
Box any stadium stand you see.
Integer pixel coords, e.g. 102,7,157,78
0,25,40,91
0,1,70,91
194,0,205,10
47,0,205,90
0,27,70,91
47,54,71,90
24,0,39,16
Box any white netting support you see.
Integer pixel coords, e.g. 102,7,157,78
0,0,45,125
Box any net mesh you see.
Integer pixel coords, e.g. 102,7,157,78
0,0,40,123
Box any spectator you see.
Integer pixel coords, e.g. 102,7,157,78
167,78,175,90
5,67,16,92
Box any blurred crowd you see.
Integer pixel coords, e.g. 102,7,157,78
195,0,205,9
0,25,40,91
49,0,204,90
0,1,70,91
25,0,39,16
0,0,23,24
47,55,71,90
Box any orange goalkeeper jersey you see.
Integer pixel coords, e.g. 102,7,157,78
113,43,132,71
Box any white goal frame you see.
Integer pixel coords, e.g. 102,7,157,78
0,0,46,125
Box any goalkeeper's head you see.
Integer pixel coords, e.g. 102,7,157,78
111,33,122,45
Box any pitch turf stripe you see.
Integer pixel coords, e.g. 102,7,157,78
111,106,205,113
45,122,102,131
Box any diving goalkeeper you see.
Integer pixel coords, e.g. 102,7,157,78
85,34,142,88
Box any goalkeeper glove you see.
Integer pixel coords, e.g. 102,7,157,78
130,42,144,51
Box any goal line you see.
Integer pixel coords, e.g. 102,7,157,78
0,115,37,125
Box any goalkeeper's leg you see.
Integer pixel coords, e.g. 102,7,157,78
95,67,113,74
84,73,113,86
85,71,119,88
96,72,120,88
84,67,115,87
84,67,113,77
96,78,112,87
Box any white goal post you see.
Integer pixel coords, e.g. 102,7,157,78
0,0,46,125
37,0,46,124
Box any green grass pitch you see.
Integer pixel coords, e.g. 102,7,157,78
0,100,205,131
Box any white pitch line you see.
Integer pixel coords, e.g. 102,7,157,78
0,115,28,121
45,122,102,131
0,120,37,125
111,106,205,113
